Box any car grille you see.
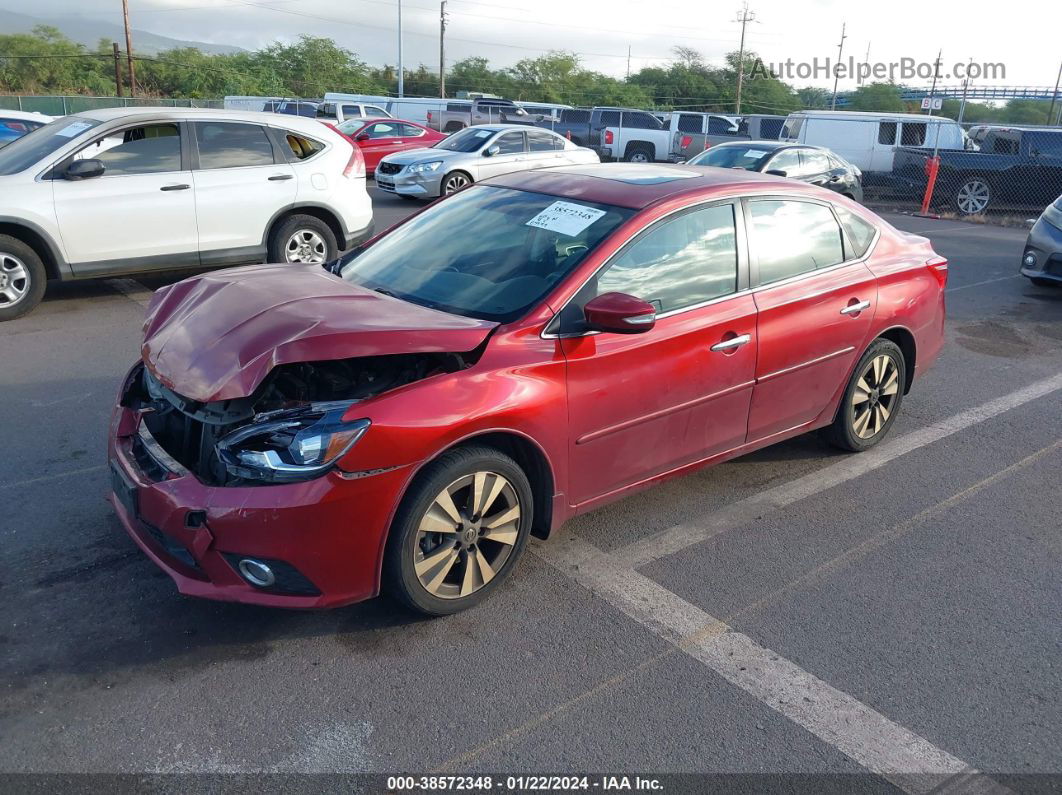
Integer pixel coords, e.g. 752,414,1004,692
377,162,402,175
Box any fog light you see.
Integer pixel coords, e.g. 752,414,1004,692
1023,251,1038,268
238,558,275,587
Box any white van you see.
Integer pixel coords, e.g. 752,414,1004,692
780,110,965,174
324,93,450,126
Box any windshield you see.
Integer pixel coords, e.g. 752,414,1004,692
0,116,101,176
689,145,774,170
339,186,634,323
434,127,495,152
337,119,366,136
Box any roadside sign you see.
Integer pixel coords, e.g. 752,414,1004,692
921,97,943,110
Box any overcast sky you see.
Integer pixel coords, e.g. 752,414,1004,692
13,0,1062,92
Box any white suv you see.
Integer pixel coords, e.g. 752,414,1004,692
0,107,372,321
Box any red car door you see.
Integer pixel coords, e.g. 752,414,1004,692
559,202,758,506
356,121,406,173
745,197,877,442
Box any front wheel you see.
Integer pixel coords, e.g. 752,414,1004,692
383,445,533,616
954,177,991,215
822,339,906,452
0,234,47,322
267,214,338,265
441,171,472,195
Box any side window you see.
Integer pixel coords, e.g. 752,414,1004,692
750,200,844,285
761,118,784,139
594,204,738,313
79,123,181,176
366,106,388,117
878,121,897,145
765,149,800,175
366,122,400,138
315,103,336,119
834,205,877,259
900,122,926,146
399,123,425,137
801,150,832,174
528,130,559,152
282,132,324,161
623,112,660,130
677,114,703,133
599,110,621,127
196,122,274,169
562,109,591,124
493,131,525,154
342,105,363,118
707,116,733,135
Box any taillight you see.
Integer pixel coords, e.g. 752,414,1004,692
427,111,433,122
604,129,614,145
926,256,948,288
680,135,692,148
342,139,365,179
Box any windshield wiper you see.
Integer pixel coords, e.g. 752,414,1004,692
373,287,401,299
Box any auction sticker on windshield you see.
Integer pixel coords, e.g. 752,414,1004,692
56,121,94,138
526,201,607,237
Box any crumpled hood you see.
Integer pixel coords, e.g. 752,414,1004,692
380,147,469,167
141,263,497,403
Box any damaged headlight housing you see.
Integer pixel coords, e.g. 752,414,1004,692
216,401,370,483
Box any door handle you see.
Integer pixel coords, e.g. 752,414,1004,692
840,300,871,315
710,333,751,352
160,183,190,191
268,174,294,181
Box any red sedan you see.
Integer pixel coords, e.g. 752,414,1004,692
334,117,446,175
108,165,946,615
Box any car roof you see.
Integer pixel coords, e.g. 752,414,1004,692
0,109,54,121
69,106,329,134
708,140,802,152
788,109,954,123
484,163,832,210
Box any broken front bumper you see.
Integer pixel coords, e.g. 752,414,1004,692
108,403,414,608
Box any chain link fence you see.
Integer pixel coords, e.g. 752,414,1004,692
0,95,224,115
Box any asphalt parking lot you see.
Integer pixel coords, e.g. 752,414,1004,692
2,186,1060,790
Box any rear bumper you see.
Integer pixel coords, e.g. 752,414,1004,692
1020,217,1062,283
108,404,414,608
345,220,375,250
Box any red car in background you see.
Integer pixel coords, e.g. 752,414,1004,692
333,118,446,175
108,165,946,616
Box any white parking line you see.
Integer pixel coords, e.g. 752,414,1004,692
106,278,153,309
946,275,1020,293
535,535,1010,795
614,371,1062,569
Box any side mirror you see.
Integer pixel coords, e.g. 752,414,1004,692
765,168,787,177
355,133,370,142
584,292,657,334
65,158,105,180
483,144,500,157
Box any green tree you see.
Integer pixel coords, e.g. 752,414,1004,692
847,82,905,112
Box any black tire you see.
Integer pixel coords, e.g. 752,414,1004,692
383,445,534,616
0,234,47,322
440,171,473,196
1030,277,1059,288
623,145,654,163
444,122,465,133
822,339,907,453
267,214,338,264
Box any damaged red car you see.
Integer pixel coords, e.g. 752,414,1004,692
109,164,946,615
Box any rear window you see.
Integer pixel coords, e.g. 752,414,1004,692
677,114,703,133
561,109,591,124
283,132,325,160
599,110,621,126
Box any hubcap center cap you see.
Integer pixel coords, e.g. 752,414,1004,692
462,526,477,545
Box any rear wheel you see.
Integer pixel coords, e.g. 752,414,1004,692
383,445,533,616
0,234,46,322
823,339,906,452
268,214,338,264
624,145,653,163
954,177,992,215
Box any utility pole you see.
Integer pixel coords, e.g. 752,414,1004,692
626,45,631,80
439,0,447,98
829,21,846,111
957,57,972,124
397,0,404,98
121,0,136,96
733,1,756,115
1048,60,1061,128
925,49,942,115
112,42,124,97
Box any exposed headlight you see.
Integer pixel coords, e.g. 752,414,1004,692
216,401,370,483
407,160,443,173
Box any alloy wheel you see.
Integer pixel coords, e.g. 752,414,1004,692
413,471,521,599
851,354,900,439
956,180,990,214
0,252,30,307
443,174,470,194
284,229,328,264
